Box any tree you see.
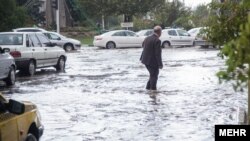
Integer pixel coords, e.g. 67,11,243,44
0,0,27,31
206,1,248,46
207,0,250,124
191,4,210,27
153,0,191,29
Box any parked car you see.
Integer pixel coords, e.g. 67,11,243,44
0,47,16,86
93,30,145,49
43,31,81,52
189,27,215,48
0,93,43,141
13,27,47,32
0,32,67,76
188,27,202,37
136,29,153,37
160,28,195,48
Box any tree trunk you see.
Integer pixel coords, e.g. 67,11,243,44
102,15,105,30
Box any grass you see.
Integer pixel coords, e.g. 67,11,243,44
74,36,94,46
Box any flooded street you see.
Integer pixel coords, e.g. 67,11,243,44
0,47,247,141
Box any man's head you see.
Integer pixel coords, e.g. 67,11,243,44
153,26,162,37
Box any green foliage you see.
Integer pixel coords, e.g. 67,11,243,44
153,0,192,29
206,1,249,46
207,0,250,90
218,14,250,90
0,0,27,31
191,4,210,27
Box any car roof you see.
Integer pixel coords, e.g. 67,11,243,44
13,27,47,32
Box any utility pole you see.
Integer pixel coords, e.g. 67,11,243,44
56,0,60,33
52,0,59,33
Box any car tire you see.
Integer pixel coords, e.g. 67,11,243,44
56,57,65,72
106,42,116,49
162,41,170,48
4,66,15,86
64,44,73,52
25,133,37,141
26,60,36,76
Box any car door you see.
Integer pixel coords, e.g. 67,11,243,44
176,29,194,46
111,31,127,47
0,52,11,79
44,32,64,47
0,53,6,79
162,30,180,46
125,31,143,47
28,33,46,68
0,113,19,141
36,33,59,66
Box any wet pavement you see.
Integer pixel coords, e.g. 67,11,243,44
0,46,247,141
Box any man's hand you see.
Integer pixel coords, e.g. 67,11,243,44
159,66,163,69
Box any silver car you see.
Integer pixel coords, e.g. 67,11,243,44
0,47,16,86
43,32,81,52
0,32,67,76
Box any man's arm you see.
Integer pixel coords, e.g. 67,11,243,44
154,40,163,68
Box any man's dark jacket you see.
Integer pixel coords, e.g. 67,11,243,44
140,34,163,68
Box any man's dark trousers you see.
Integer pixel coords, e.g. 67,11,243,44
146,65,159,90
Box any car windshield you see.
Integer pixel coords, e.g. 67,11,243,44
136,30,146,36
0,34,23,45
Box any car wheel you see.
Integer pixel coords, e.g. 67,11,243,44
163,41,170,48
25,133,37,141
56,57,65,72
27,60,36,76
106,42,116,49
4,66,15,86
64,44,73,52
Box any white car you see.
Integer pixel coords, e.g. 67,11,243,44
160,28,195,48
188,27,202,38
188,27,215,48
0,32,67,76
0,47,16,86
93,30,145,49
43,32,81,52
136,29,153,37
13,27,47,32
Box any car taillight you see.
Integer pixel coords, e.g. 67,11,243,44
10,51,21,58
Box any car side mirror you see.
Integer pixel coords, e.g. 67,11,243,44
8,99,25,115
57,37,61,40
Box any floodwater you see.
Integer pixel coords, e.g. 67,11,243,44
0,47,247,141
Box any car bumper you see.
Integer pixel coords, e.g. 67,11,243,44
14,58,30,70
38,125,44,138
93,40,105,48
194,40,213,46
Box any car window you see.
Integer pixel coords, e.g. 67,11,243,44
0,34,23,45
43,33,51,39
168,30,177,36
26,34,33,47
112,32,126,36
36,33,50,47
145,30,153,36
49,33,61,40
29,33,42,47
177,30,189,36
126,31,136,36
